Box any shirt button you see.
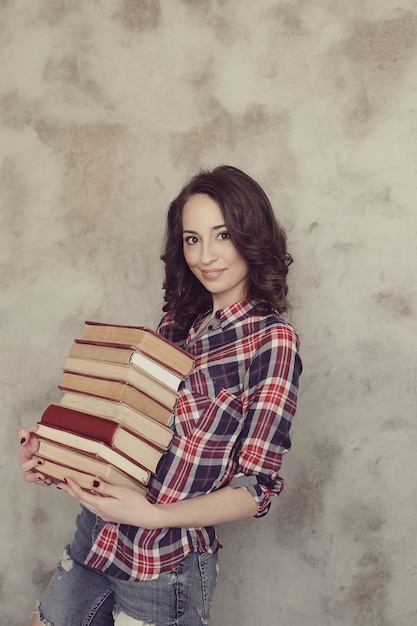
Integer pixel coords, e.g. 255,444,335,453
208,324,213,331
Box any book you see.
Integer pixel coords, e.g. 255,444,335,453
60,391,173,449
33,445,147,494
59,372,174,426
62,357,178,411
80,321,194,379
35,422,154,485
39,404,165,471
69,341,184,391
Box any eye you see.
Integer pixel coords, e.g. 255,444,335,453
217,231,230,240
184,235,199,245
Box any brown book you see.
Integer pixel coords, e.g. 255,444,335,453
69,341,185,391
80,321,194,379
59,372,173,426
35,422,155,484
34,443,147,494
60,391,173,449
63,357,178,411
40,404,165,471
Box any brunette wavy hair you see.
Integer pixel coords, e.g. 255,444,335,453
161,165,293,331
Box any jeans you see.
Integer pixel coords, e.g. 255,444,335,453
36,508,219,626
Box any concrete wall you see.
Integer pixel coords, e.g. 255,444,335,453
1,1,416,624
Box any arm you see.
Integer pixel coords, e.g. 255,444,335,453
59,478,257,528
231,322,301,516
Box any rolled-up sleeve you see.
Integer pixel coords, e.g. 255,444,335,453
230,323,302,517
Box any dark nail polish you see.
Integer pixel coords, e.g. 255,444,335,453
20,437,26,444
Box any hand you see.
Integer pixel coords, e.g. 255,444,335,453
18,425,52,487
58,477,161,528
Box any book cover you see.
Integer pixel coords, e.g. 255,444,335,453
59,391,173,448
80,321,194,378
40,404,165,471
58,372,173,426
62,357,178,411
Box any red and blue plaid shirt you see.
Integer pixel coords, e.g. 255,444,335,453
85,299,302,580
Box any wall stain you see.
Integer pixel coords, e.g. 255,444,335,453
31,559,55,588
263,2,304,36
328,9,417,131
169,99,291,170
180,0,240,45
34,120,127,227
341,500,386,540
112,0,161,32
36,0,79,26
43,56,103,103
332,549,392,626
32,507,49,526
277,439,343,538
0,90,32,130
345,86,374,125
341,11,417,80
0,156,27,216
374,290,413,317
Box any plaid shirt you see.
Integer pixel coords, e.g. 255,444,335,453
85,299,302,581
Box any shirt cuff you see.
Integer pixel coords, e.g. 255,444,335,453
230,474,271,518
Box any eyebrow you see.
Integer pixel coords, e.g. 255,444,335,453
183,224,227,234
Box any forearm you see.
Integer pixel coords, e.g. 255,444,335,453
151,485,258,529
59,478,258,529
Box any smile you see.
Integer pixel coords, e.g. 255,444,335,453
200,269,225,280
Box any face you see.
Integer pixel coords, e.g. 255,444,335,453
182,193,249,311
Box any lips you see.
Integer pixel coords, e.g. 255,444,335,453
200,269,225,280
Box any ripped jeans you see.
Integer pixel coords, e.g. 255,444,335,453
35,507,218,626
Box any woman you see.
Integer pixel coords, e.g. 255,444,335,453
19,165,302,626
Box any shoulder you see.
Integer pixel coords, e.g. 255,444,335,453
156,312,189,346
244,312,300,352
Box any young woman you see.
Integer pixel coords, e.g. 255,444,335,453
19,165,302,626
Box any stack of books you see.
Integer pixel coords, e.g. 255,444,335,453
33,321,194,494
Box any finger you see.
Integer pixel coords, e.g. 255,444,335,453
20,456,42,473
24,470,51,485
18,425,39,445
88,478,119,498
59,476,91,501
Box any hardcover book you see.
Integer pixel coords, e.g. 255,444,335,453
59,391,173,449
62,357,178,411
39,404,165,471
69,341,184,391
58,372,174,426
35,422,154,485
34,442,147,494
79,321,194,379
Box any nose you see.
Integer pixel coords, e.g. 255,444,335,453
200,240,218,265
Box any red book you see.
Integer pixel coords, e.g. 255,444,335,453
59,391,173,449
37,405,165,479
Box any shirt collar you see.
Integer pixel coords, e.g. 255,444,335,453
192,299,257,331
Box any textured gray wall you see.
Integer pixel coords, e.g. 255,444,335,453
2,1,417,625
